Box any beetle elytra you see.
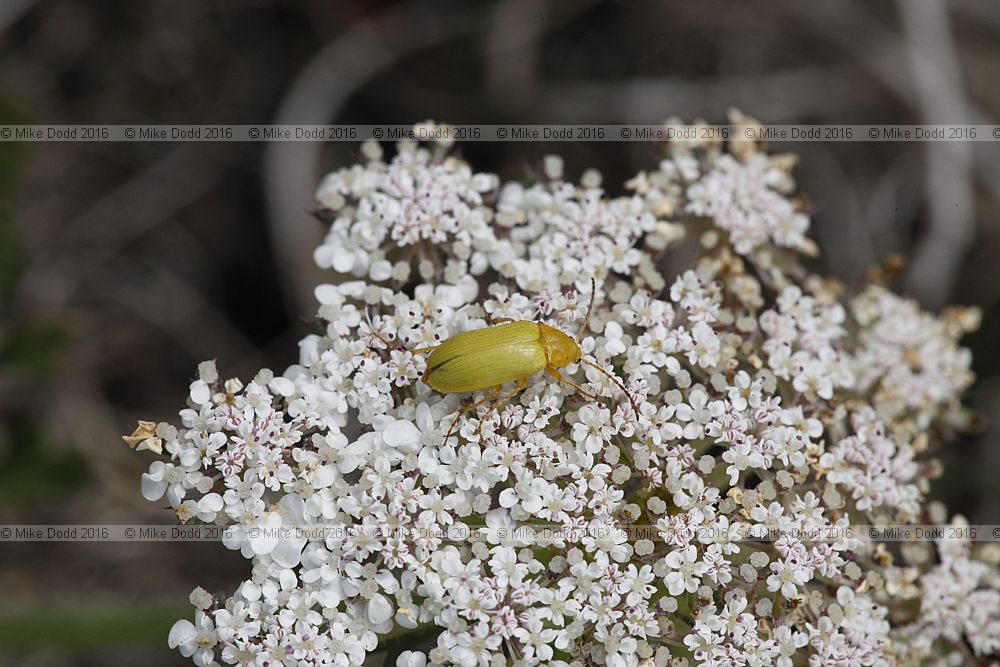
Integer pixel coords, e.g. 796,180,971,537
407,279,638,441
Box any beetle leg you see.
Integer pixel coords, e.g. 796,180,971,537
478,377,528,438
492,377,529,416
476,385,506,439
366,327,438,357
445,388,501,443
366,328,399,351
366,326,437,356
546,366,602,404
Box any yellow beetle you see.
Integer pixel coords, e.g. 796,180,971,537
412,279,638,440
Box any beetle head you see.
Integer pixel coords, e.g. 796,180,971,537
538,323,582,368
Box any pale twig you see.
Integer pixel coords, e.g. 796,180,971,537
484,0,604,112
485,0,550,111
792,144,874,282
780,0,978,307
0,0,35,32
535,67,876,123
14,145,225,316
100,258,262,369
895,0,975,308
54,339,149,515
263,4,481,316
862,146,925,252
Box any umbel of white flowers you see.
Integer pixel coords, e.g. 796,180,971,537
126,115,997,667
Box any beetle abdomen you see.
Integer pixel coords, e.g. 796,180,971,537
423,321,547,393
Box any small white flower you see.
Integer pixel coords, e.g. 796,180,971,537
663,545,709,596
396,651,427,667
168,612,217,666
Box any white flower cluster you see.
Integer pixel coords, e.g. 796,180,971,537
128,118,996,666
685,153,810,255
896,519,1000,659
851,285,976,433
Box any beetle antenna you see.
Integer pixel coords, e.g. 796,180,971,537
362,308,399,351
580,357,640,421
367,326,397,351
577,277,597,341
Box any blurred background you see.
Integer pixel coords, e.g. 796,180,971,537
0,0,999,664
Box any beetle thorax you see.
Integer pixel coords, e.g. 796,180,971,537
538,323,581,368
